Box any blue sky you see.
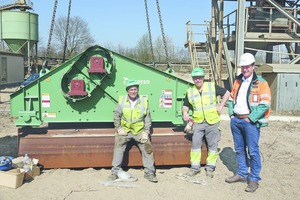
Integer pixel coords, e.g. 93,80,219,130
31,0,237,49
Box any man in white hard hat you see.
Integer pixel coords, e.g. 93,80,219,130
108,80,158,183
225,53,271,193
181,67,230,178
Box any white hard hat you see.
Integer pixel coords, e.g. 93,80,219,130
239,53,255,66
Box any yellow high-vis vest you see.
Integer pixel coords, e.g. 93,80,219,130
119,95,148,135
187,82,219,124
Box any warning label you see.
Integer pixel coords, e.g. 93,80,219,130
42,112,56,118
41,93,50,108
159,90,172,108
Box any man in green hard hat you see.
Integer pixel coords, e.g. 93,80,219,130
182,67,230,178
108,80,158,183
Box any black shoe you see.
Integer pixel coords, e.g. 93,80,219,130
225,175,246,183
245,181,259,192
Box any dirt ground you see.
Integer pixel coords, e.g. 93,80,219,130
0,86,300,200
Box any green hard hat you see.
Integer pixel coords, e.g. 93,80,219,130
126,80,139,89
191,67,205,77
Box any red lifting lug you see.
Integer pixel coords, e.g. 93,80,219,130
68,79,88,96
88,56,106,73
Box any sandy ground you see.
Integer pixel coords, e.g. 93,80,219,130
1,86,300,200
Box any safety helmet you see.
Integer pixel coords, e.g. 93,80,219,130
126,80,139,90
239,53,255,66
0,156,13,171
191,67,205,77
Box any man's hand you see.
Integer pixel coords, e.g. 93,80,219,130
139,131,149,143
217,105,223,115
183,112,190,122
184,121,194,134
182,106,190,122
117,128,127,136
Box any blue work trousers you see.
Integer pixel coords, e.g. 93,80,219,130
230,117,262,182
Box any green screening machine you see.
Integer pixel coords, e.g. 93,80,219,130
10,45,207,168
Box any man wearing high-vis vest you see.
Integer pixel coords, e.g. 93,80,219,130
182,68,230,178
108,80,158,183
225,53,271,193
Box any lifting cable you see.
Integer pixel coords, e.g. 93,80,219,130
45,0,58,60
144,0,155,65
155,0,172,72
62,0,72,63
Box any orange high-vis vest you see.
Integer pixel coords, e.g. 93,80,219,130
228,73,271,127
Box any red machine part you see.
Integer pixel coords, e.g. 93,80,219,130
68,80,88,96
88,56,106,73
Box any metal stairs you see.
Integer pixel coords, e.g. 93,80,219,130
185,23,219,83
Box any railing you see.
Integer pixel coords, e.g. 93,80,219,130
246,6,299,34
185,22,209,45
185,21,210,69
205,24,219,83
0,0,33,11
223,10,237,42
222,6,300,39
185,21,221,82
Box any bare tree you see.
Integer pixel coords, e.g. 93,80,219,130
53,16,95,58
134,33,190,64
135,33,153,63
174,48,190,63
154,37,164,62
152,35,175,63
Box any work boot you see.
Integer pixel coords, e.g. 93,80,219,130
245,181,259,193
206,170,214,178
225,175,246,183
107,174,118,181
185,169,200,177
144,174,158,183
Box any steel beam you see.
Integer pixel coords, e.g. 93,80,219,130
235,0,246,76
18,127,207,169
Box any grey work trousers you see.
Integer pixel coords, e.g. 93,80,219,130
191,121,221,172
111,132,156,175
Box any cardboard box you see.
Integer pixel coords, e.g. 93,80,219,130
12,157,24,168
24,165,41,181
0,168,25,189
12,156,41,181
12,156,39,168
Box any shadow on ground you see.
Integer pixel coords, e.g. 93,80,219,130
0,135,18,157
219,147,237,173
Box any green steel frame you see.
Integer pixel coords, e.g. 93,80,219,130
10,45,192,127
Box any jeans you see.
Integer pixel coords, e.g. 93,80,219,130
230,117,261,182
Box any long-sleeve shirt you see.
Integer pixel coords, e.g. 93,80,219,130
113,95,152,133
